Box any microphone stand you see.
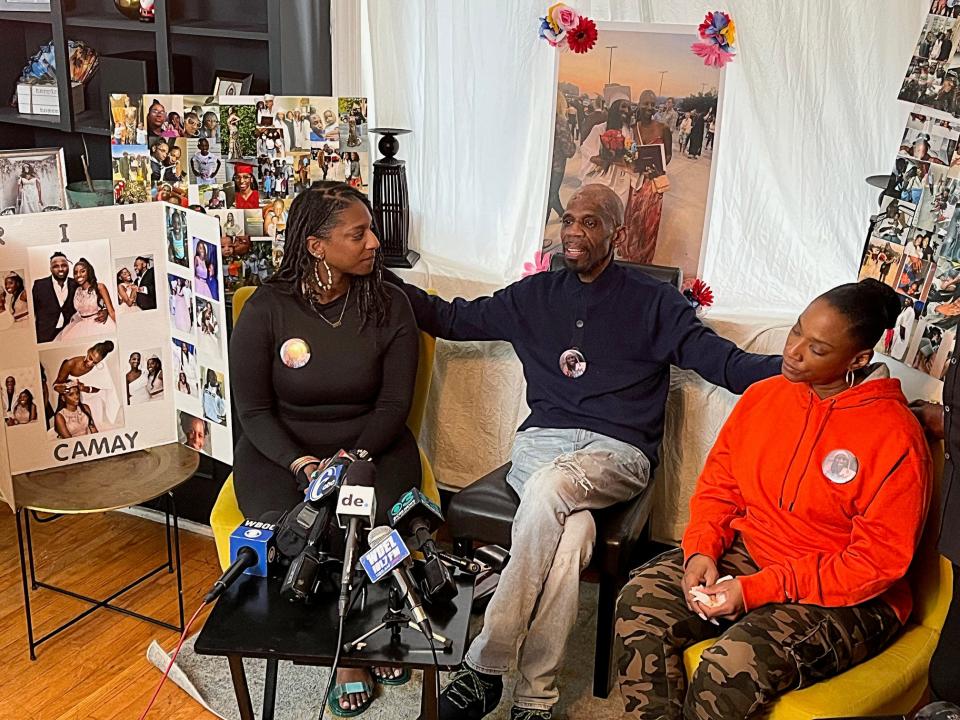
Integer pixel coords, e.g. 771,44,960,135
341,578,453,655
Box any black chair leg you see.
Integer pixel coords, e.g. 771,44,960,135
593,571,622,698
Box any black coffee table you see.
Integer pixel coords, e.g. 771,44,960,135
194,572,475,720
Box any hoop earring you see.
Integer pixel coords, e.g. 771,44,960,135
846,369,855,388
314,255,333,293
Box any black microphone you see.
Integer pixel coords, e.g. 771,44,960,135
205,519,278,603
275,458,349,560
335,462,377,617
388,488,457,602
279,458,356,602
367,525,433,638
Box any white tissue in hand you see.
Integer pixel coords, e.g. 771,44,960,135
689,575,734,608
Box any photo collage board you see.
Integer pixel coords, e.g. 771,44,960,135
0,202,232,507
858,106,960,380
858,3,960,380
109,93,370,294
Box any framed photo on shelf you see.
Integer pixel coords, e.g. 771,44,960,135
212,71,253,99
0,147,68,215
0,1,50,11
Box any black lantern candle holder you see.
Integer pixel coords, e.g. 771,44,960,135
370,128,419,268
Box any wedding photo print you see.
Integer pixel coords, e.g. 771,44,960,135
544,24,722,279
0,148,68,215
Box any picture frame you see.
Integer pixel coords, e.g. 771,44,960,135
212,71,253,99
0,0,50,11
0,147,68,215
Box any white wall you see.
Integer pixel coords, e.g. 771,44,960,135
358,1,928,313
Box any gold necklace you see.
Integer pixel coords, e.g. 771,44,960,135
310,284,351,328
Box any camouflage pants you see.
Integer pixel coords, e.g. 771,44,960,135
614,538,901,720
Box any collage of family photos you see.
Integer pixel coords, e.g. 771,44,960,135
109,93,369,295
897,7,960,119
858,105,960,379
165,205,229,457
0,236,164,454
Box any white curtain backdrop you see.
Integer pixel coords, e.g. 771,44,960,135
355,0,929,313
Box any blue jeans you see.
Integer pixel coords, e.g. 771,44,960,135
465,427,651,710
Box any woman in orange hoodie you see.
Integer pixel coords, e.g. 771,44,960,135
615,278,932,720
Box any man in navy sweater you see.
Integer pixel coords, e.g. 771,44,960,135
388,184,781,720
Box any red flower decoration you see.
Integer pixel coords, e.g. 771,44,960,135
566,16,597,54
682,278,714,309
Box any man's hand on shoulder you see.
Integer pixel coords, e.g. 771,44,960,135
910,399,945,440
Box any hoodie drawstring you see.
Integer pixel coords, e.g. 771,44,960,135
778,399,812,508
787,399,837,512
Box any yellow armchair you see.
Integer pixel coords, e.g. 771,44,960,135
210,285,440,569
682,451,952,719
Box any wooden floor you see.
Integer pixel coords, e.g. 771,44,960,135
0,504,223,719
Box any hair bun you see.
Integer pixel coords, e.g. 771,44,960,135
103,340,115,352
859,278,902,329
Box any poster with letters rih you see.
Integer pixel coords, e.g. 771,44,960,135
0,202,232,510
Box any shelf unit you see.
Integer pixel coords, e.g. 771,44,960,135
0,0,332,183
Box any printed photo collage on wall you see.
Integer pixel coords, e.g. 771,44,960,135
858,105,960,380
109,93,369,293
164,205,230,458
898,5,960,120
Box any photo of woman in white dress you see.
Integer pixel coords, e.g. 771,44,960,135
125,351,150,404
57,258,116,342
16,164,43,214
115,267,142,314
168,275,194,333
125,350,164,404
146,355,164,400
49,340,121,432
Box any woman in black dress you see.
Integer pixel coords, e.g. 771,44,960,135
229,181,420,715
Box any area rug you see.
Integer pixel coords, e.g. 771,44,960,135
146,583,627,719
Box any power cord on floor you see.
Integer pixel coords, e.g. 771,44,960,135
138,600,208,720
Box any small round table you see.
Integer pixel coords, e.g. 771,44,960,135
11,442,199,659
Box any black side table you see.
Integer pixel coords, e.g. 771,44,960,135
195,572,476,720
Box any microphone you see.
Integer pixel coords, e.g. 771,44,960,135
388,488,457,602
274,457,348,560
364,525,432,637
335,462,377,617
205,519,277,603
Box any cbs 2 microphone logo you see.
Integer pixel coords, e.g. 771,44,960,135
307,464,344,502
361,529,410,583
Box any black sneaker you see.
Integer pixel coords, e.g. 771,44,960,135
510,707,553,720
438,666,503,719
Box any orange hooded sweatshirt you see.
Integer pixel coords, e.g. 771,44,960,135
681,367,931,623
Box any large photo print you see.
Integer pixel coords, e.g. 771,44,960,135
544,24,723,279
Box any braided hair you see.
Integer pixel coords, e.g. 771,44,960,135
269,181,390,328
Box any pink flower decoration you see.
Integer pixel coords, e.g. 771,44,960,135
522,250,553,277
691,41,735,68
550,4,580,32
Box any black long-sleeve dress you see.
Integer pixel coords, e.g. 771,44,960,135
229,281,421,523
